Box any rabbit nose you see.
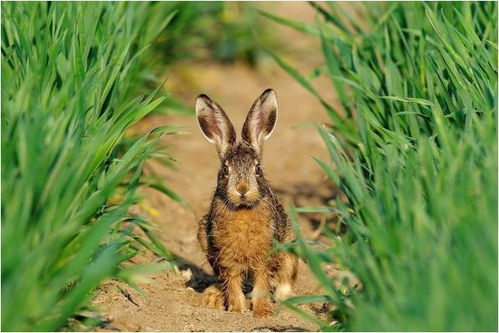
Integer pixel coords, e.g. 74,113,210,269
236,183,249,195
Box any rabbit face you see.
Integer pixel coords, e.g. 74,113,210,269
196,89,278,210
220,143,263,208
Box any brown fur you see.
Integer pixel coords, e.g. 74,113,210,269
196,89,298,318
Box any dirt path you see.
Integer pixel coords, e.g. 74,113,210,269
94,3,340,331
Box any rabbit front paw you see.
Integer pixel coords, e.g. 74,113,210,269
252,297,274,318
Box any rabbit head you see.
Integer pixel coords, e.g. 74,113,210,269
196,89,278,209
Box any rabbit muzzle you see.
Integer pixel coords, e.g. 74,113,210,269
236,182,249,196
227,180,260,207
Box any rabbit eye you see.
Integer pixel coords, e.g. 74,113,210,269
255,164,262,175
222,164,229,176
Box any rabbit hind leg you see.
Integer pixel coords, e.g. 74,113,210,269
274,252,298,300
202,285,224,310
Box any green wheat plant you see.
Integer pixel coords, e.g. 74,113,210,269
1,2,180,330
154,2,274,65
265,2,497,331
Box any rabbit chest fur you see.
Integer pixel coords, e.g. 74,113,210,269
210,198,273,270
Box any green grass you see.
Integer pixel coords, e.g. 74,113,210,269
1,2,180,331
153,2,274,65
129,2,276,117
265,2,497,331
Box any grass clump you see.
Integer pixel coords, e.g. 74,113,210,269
265,2,497,331
155,2,274,65
1,2,178,330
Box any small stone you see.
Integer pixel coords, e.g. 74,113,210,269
180,268,193,281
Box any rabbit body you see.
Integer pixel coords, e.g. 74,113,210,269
195,90,298,317
207,196,274,270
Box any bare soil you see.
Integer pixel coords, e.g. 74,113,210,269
93,3,342,331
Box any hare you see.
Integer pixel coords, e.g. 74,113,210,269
195,89,298,318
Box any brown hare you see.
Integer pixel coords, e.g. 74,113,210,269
195,89,298,318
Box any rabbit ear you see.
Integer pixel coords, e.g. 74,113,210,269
242,88,278,154
196,94,236,156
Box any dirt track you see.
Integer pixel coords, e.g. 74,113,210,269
93,3,340,331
